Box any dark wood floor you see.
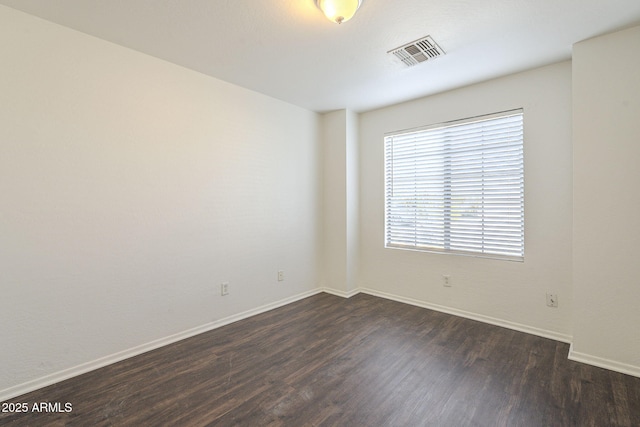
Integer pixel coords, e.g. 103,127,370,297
2,293,640,426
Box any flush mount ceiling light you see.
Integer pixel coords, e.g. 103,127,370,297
315,0,363,24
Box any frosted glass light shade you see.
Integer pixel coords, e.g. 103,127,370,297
315,0,362,24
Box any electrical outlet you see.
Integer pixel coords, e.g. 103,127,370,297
221,282,229,296
546,293,558,308
278,270,284,282
443,275,451,287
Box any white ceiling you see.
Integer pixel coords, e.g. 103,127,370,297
2,0,640,113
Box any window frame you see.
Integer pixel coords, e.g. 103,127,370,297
383,109,525,262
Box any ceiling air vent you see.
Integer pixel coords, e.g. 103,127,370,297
389,36,445,67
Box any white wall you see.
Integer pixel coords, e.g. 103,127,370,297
345,110,359,294
358,62,573,339
0,5,321,394
571,25,640,375
321,111,347,293
321,109,359,295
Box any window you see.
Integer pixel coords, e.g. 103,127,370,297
384,109,524,261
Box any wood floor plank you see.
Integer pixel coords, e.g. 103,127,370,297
2,292,640,426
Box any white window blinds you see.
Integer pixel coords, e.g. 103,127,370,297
384,109,524,261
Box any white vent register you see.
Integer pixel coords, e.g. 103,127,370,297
389,35,445,67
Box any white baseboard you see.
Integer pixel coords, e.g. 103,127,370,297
568,344,640,378
319,286,360,299
5,287,638,402
0,289,322,403
356,288,640,378
357,287,573,344
355,288,640,378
